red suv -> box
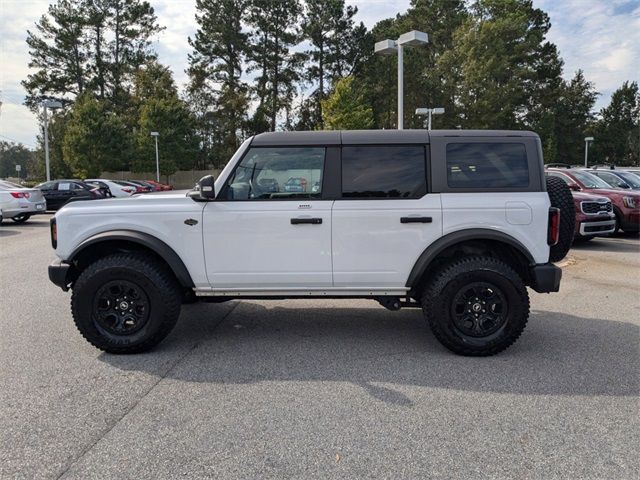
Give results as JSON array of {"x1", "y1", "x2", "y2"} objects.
[{"x1": 546, "y1": 167, "x2": 640, "y2": 233}]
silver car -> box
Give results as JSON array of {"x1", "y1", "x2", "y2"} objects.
[{"x1": 0, "y1": 180, "x2": 47, "y2": 224}]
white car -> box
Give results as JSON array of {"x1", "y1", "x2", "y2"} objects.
[
  {"x1": 0, "y1": 180, "x2": 47, "y2": 223},
  {"x1": 85, "y1": 179, "x2": 137, "y2": 197},
  {"x1": 49, "y1": 130, "x2": 574, "y2": 356}
]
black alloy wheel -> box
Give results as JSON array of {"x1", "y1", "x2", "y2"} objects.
[
  {"x1": 451, "y1": 282, "x2": 508, "y2": 338},
  {"x1": 93, "y1": 280, "x2": 150, "y2": 335}
]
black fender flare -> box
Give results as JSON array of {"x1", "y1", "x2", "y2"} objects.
[
  {"x1": 70, "y1": 230, "x2": 195, "y2": 288},
  {"x1": 405, "y1": 228, "x2": 536, "y2": 288}
]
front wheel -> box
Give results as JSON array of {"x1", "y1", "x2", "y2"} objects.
[
  {"x1": 11, "y1": 213, "x2": 32, "y2": 223},
  {"x1": 421, "y1": 256, "x2": 530, "y2": 356},
  {"x1": 71, "y1": 253, "x2": 182, "y2": 353}
]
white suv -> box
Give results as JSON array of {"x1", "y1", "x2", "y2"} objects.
[{"x1": 48, "y1": 130, "x2": 574, "y2": 356}]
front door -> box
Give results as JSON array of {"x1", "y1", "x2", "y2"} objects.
[{"x1": 202, "y1": 146, "x2": 333, "y2": 289}]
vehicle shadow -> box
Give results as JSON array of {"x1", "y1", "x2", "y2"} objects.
[
  {"x1": 572, "y1": 234, "x2": 640, "y2": 253},
  {"x1": 0, "y1": 228, "x2": 20, "y2": 237},
  {"x1": 99, "y1": 301, "x2": 639, "y2": 403}
]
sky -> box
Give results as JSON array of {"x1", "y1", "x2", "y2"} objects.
[{"x1": 0, "y1": 0, "x2": 639, "y2": 149}]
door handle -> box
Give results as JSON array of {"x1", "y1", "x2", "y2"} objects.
[
  {"x1": 400, "y1": 216, "x2": 432, "y2": 224},
  {"x1": 291, "y1": 217, "x2": 323, "y2": 225}
]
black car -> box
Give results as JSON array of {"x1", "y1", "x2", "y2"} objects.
[{"x1": 36, "y1": 180, "x2": 104, "y2": 210}]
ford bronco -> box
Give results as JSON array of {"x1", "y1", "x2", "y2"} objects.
[{"x1": 48, "y1": 130, "x2": 575, "y2": 356}]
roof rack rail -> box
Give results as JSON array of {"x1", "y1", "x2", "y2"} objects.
[
  {"x1": 590, "y1": 165, "x2": 616, "y2": 170},
  {"x1": 545, "y1": 163, "x2": 573, "y2": 169}
]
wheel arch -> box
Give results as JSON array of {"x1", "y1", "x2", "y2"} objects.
[
  {"x1": 68, "y1": 230, "x2": 195, "y2": 289},
  {"x1": 405, "y1": 229, "x2": 535, "y2": 290}
]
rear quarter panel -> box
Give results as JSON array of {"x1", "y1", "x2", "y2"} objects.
[{"x1": 440, "y1": 192, "x2": 550, "y2": 264}]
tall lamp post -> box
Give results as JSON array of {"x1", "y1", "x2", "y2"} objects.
[
  {"x1": 43, "y1": 99, "x2": 62, "y2": 181},
  {"x1": 584, "y1": 136, "x2": 594, "y2": 167},
  {"x1": 374, "y1": 30, "x2": 428, "y2": 130},
  {"x1": 415, "y1": 107, "x2": 445, "y2": 130},
  {"x1": 150, "y1": 131, "x2": 160, "y2": 182}
]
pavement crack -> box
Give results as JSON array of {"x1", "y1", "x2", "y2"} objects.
[{"x1": 55, "y1": 302, "x2": 240, "y2": 479}]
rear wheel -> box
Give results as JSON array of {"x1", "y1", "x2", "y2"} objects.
[
  {"x1": 11, "y1": 213, "x2": 32, "y2": 223},
  {"x1": 71, "y1": 253, "x2": 182, "y2": 353},
  {"x1": 421, "y1": 256, "x2": 530, "y2": 356},
  {"x1": 546, "y1": 177, "x2": 575, "y2": 262}
]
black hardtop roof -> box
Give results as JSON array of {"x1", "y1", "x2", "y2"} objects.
[{"x1": 250, "y1": 129, "x2": 538, "y2": 146}]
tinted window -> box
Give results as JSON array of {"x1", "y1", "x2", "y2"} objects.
[
  {"x1": 546, "y1": 172, "x2": 571, "y2": 185},
  {"x1": 446, "y1": 143, "x2": 529, "y2": 189},
  {"x1": 224, "y1": 147, "x2": 325, "y2": 200},
  {"x1": 341, "y1": 146, "x2": 426, "y2": 198}
]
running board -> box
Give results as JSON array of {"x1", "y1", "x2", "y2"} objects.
[{"x1": 194, "y1": 287, "x2": 410, "y2": 297}]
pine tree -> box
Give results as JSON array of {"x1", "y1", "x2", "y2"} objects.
[
  {"x1": 22, "y1": 0, "x2": 162, "y2": 110},
  {"x1": 187, "y1": 0, "x2": 251, "y2": 162},
  {"x1": 300, "y1": 0, "x2": 364, "y2": 128},
  {"x1": 590, "y1": 81, "x2": 640, "y2": 166},
  {"x1": 551, "y1": 71, "x2": 598, "y2": 164},
  {"x1": 247, "y1": 0, "x2": 302, "y2": 132}
]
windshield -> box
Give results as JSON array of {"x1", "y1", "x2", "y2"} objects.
[
  {"x1": 617, "y1": 171, "x2": 640, "y2": 188},
  {"x1": 572, "y1": 171, "x2": 612, "y2": 189}
]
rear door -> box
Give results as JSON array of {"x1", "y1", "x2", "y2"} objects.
[{"x1": 331, "y1": 145, "x2": 442, "y2": 288}]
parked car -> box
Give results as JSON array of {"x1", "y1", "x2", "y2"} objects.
[
  {"x1": 85, "y1": 179, "x2": 136, "y2": 197},
  {"x1": 125, "y1": 180, "x2": 154, "y2": 193},
  {"x1": 50, "y1": 129, "x2": 572, "y2": 356},
  {"x1": 257, "y1": 178, "x2": 279, "y2": 193},
  {"x1": 587, "y1": 168, "x2": 640, "y2": 191},
  {"x1": 36, "y1": 180, "x2": 104, "y2": 211},
  {"x1": 145, "y1": 180, "x2": 173, "y2": 191},
  {"x1": 283, "y1": 177, "x2": 308, "y2": 192},
  {"x1": 546, "y1": 167, "x2": 640, "y2": 232},
  {"x1": 571, "y1": 191, "x2": 616, "y2": 241},
  {"x1": 0, "y1": 179, "x2": 47, "y2": 223}
]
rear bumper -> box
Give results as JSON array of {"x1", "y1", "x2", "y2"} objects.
[
  {"x1": 3, "y1": 201, "x2": 47, "y2": 217},
  {"x1": 48, "y1": 259, "x2": 71, "y2": 291},
  {"x1": 529, "y1": 263, "x2": 562, "y2": 293}
]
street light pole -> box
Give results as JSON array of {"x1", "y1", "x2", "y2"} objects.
[
  {"x1": 415, "y1": 107, "x2": 445, "y2": 130},
  {"x1": 150, "y1": 132, "x2": 160, "y2": 182},
  {"x1": 584, "y1": 136, "x2": 594, "y2": 167},
  {"x1": 42, "y1": 100, "x2": 62, "y2": 182},
  {"x1": 375, "y1": 31, "x2": 428, "y2": 130},
  {"x1": 43, "y1": 105, "x2": 50, "y2": 182}
]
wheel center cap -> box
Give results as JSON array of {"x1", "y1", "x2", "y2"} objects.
[
  {"x1": 472, "y1": 303, "x2": 482, "y2": 312},
  {"x1": 119, "y1": 301, "x2": 129, "y2": 310}
]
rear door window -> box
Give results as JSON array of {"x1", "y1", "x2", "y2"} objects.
[
  {"x1": 446, "y1": 143, "x2": 529, "y2": 189},
  {"x1": 341, "y1": 146, "x2": 426, "y2": 198}
]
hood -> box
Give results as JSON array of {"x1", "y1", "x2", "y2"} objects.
[
  {"x1": 571, "y1": 191, "x2": 610, "y2": 202},
  {"x1": 57, "y1": 190, "x2": 193, "y2": 213}
]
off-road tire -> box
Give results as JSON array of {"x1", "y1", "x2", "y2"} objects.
[
  {"x1": 546, "y1": 176, "x2": 575, "y2": 262},
  {"x1": 421, "y1": 256, "x2": 530, "y2": 356},
  {"x1": 71, "y1": 253, "x2": 182, "y2": 353},
  {"x1": 11, "y1": 213, "x2": 32, "y2": 223}
]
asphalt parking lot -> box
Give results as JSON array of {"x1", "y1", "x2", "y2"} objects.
[{"x1": 1, "y1": 214, "x2": 639, "y2": 479}]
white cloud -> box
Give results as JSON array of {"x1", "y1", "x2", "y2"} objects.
[
  {"x1": 536, "y1": 0, "x2": 640, "y2": 109},
  {"x1": 0, "y1": 0, "x2": 637, "y2": 149}
]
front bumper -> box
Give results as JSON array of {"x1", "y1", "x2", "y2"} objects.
[
  {"x1": 530, "y1": 263, "x2": 562, "y2": 293},
  {"x1": 578, "y1": 218, "x2": 616, "y2": 236},
  {"x1": 48, "y1": 259, "x2": 72, "y2": 291}
]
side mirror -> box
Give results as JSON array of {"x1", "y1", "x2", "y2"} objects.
[
  {"x1": 568, "y1": 184, "x2": 580, "y2": 191},
  {"x1": 189, "y1": 175, "x2": 216, "y2": 201}
]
